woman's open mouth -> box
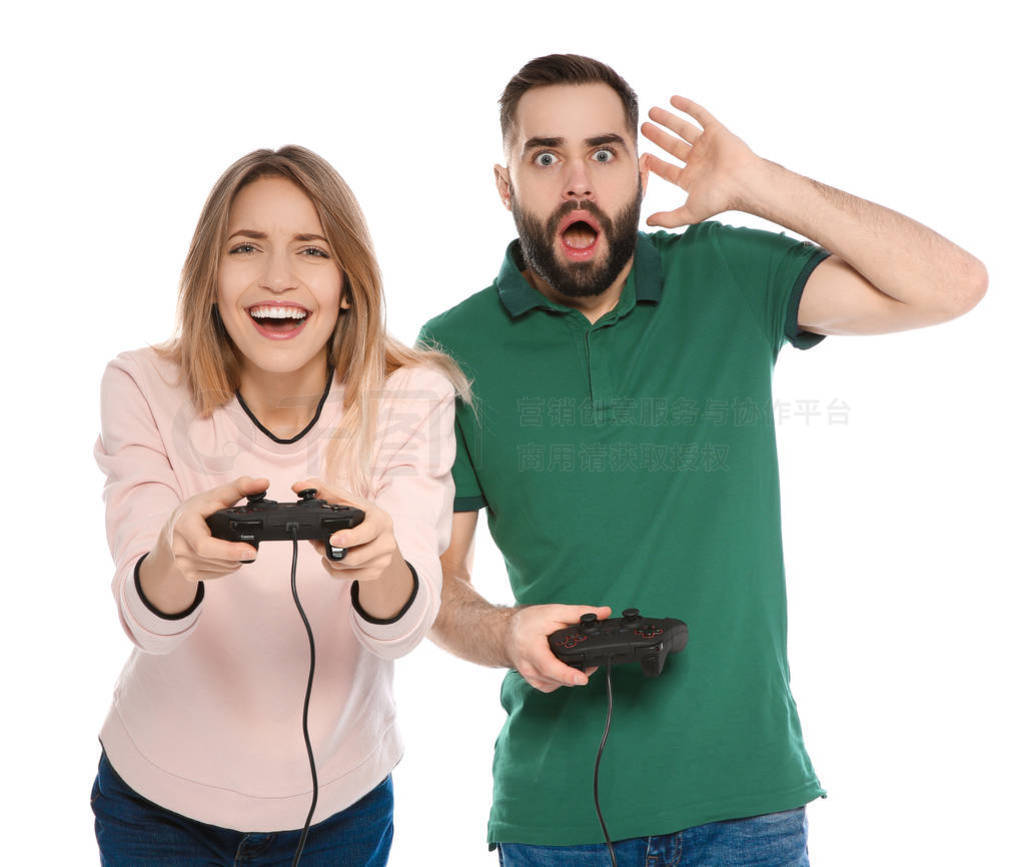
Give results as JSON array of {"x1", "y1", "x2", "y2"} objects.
[{"x1": 246, "y1": 303, "x2": 311, "y2": 340}]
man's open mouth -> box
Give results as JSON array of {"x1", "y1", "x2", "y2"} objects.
[{"x1": 558, "y1": 212, "x2": 601, "y2": 259}]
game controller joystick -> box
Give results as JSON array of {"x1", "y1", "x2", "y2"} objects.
[
  {"x1": 206, "y1": 488, "x2": 365, "y2": 562},
  {"x1": 548, "y1": 608, "x2": 688, "y2": 677}
]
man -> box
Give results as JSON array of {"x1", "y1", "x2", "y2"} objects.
[{"x1": 418, "y1": 54, "x2": 985, "y2": 865}]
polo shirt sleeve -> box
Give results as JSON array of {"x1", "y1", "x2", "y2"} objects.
[
  {"x1": 453, "y1": 408, "x2": 487, "y2": 512},
  {"x1": 709, "y1": 222, "x2": 830, "y2": 355}
]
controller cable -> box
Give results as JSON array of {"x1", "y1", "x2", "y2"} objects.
[
  {"x1": 288, "y1": 527, "x2": 318, "y2": 867},
  {"x1": 594, "y1": 663, "x2": 617, "y2": 867}
]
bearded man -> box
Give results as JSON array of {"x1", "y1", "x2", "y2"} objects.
[{"x1": 418, "y1": 54, "x2": 986, "y2": 866}]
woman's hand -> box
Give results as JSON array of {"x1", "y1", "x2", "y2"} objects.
[
  {"x1": 141, "y1": 476, "x2": 268, "y2": 614},
  {"x1": 291, "y1": 478, "x2": 400, "y2": 582}
]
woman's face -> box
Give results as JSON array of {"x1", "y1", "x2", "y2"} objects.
[{"x1": 217, "y1": 175, "x2": 345, "y2": 378}]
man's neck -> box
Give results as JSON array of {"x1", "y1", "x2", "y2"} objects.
[{"x1": 523, "y1": 255, "x2": 635, "y2": 325}]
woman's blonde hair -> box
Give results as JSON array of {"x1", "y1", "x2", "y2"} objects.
[{"x1": 156, "y1": 145, "x2": 471, "y2": 496}]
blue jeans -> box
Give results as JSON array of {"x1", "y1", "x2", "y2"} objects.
[
  {"x1": 497, "y1": 807, "x2": 810, "y2": 866},
  {"x1": 91, "y1": 750, "x2": 393, "y2": 866}
]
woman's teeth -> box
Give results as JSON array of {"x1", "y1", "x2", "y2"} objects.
[{"x1": 248, "y1": 306, "x2": 309, "y2": 321}]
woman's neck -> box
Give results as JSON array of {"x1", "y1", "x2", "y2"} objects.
[{"x1": 236, "y1": 353, "x2": 332, "y2": 440}]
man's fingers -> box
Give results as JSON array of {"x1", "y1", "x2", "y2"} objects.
[
  {"x1": 522, "y1": 658, "x2": 587, "y2": 690},
  {"x1": 669, "y1": 95, "x2": 716, "y2": 128},
  {"x1": 646, "y1": 205, "x2": 697, "y2": 229},
  {"x1": 641, "y1": 153, "x2": 687, "y2": 187},
  {"x1": 534, "y1": 649, "x2": 590, "y2": 687},
  {"x1": 640, "y1": 121, "x2": 692, "y2": 163},
  {"x1": 557, "y1": 605, "x2": 613, "y2": 626},
  {"x1": 647, "y1": 106, "x2": 702, "y2": 144}
]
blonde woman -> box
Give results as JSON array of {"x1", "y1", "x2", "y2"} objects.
[{"x1": 91, "y1": 146, "x2": 468, "y2": 865}]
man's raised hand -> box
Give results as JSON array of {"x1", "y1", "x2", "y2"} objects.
[{"x1": 641, "y1": 96, "x2": 763, "y2": 228}]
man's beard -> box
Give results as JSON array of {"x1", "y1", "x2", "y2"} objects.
[{"x1": 510, "y1": 183, "x2": 642, "y2": 298}]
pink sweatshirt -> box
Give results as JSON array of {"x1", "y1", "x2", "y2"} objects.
[{"x1": 93, "y1": 347, "x2": 455, "y2": 831}]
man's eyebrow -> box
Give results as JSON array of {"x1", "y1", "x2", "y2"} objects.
[
  {"x1": 523, "y1": 136, "x2": 564, "y2": 151},
  {"x1": 586, "y1": 133, "x2": 627, "y2": 148},
  {"x1": 521, "y1": 133, "x2": 628, "y2": 153}
]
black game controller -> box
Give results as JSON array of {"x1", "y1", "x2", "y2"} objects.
[
  {"x1": 548, "y1": 609, "x2": 688, "y2": 677},
  {"x1": 206, "y1": 488, "x2": 365, "y2": 562}
]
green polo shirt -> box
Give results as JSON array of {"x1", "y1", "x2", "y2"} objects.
[{"x1": 419, "y1": 221, "x2": 830, "y2": 846}]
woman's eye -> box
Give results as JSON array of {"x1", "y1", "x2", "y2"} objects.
[
  {"x1": 592, "y1": 148, "x2": 614, "y2": 163},
  {"x1": 229, "y1": 243, "x2": 256, "y2": 254},
  {"x1": 302, "y1": 247, "x2": 330, "y2": 258},
  {"x1": 534, "y1": 152, "x2": 557, "y2": 167}
]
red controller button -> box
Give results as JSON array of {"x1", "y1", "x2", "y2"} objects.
[{"x1": 634, "y1": 627, "x2": 664, "y2": 639}]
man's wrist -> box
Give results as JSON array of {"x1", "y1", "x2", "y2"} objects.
[{"x1": 733, "y1": 156, "x2": 789, "y2": 219}]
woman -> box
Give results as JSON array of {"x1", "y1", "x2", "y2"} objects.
[{"x1": 91, "y1": 146, "x2": 468, "y2": 865}]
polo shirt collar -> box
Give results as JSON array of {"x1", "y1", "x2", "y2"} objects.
[{"x1": 496, "y1": 232, "x2": 663, "y2": 319}]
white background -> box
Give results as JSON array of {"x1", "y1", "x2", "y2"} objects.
[{"x1": 2, "y1": 1, "x2": 1021, "y2": 864}]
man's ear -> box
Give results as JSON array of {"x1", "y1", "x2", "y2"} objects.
[
  {"x1": 494, "y1": 164, "x2": 512, "y2": 211},
  {"x1": 639, "y1": 152, "x2": 650, "y2": 198}
]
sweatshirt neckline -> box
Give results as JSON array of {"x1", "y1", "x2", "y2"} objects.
[{"x1": 233, "y1": 366, "x2": 338, "y2": 447}]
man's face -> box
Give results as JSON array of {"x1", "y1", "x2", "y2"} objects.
[{"x1": 498, "y1": 82, "x2": 645, "y2": 297}]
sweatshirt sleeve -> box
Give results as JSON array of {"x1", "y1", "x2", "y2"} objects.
[
  {"x1": 349, "y1": 367, "x2": 456, "y2": 659},
  {"x1": 93, "y1": 355, "x2": 202, "y2": 654}
]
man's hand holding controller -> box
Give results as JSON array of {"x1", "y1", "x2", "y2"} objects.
[{"x1": 504, "y1": 604, "x2": 612, "y2": 692}]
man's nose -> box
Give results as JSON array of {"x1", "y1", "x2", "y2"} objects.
[{"x1": 563, "y1": 159, "x2": 593, "y2": 201}]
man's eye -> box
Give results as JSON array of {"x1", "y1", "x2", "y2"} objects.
[
  {"x1": 534, "y1": 152, "x2": 557, "y2": 167},
  {"x1": 592, "y1": 148, "x2": 614, "y2": 163}
]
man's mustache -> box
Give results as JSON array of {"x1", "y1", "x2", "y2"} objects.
[{"x1": 545, "y1": 199, "x2": 612, "y2": 238}]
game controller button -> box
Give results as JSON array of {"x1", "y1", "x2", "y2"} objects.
[
  {"x1": 298, "y1": 488, "x2": 318, "y2": 501},
  {"x1": 623, "y1": 608, "x2": 640, "y2": 621},
  {"x1": 246, "y1": 492, "x2": 267, "y2": 505}
]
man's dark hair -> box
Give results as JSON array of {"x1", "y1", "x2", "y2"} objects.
[{"x1": 499, "y1": 54, "x2": 639, "y2": 145}]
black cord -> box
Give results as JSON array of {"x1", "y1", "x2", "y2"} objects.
[
  {"x1": 290, "y1": 530, "x2": 318, "y2": 867},
  {"x1": 594, "y1": 663, "x2": 617, "y2": 867}
]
